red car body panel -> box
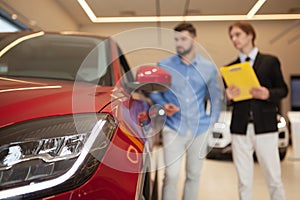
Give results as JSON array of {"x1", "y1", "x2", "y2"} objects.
[
  {"x1": 0, "y1": 77, "x2": 146, "y2": 199},
  {"x1": 44, "y1": 127, "x2": 143, "y2": 200},
  {"x1": 0, "y1": 77, "x2": 112, "y2": 128},
  {"x1": 0, "y1": 31, "x2": 155, "y2": 199}
]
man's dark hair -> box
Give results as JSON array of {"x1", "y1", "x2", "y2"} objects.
[
  {"x1": 174, "y1": 22, "x2": 197, "y2": 37},
  {"x1": 229, "y1": 21, "x2": 256, "y2": 45}
]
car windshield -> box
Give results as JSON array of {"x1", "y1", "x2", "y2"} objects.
[{"x1": 0, "y1": 32, "x2": 110, "y2": 83}]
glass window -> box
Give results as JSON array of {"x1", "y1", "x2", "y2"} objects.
[
  {"x1": 0, "y1": 16, "x2": 20, "y2": 32},
  {"x1": 0, "y1": 33, "x2": 113, "y2": 86},
  {"x1": 0, "y1": 8, "x2": 28, "y2": 32}
]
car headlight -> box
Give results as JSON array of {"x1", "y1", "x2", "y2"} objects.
[
  {"x1": 0, "y1": 113, "x2": 117, "y2": 199},
  {"x1": 213, "y1": 122, "x2": 226, "y2": 129}
]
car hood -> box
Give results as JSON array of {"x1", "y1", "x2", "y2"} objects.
[{"x1": 0, "y1": 77, "x2": 113, "y2": 128}]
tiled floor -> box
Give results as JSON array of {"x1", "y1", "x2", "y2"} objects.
[{"x1": 152, "y1": 145, "x2": 300, "y2": 200}]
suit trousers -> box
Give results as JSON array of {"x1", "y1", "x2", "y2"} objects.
[
  {"x1": 162, "y1": 126, "x2": 208, "y2": 200},
  {"x1": 231, "y1": 123, "x2": 285, "y2": 200}
]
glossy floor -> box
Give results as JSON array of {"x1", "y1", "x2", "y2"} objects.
[{"x1": 153, "y1": 145, "x2": 300, "y2": 200}]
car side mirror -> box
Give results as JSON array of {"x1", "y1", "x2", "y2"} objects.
[{"x1": 127, "y1": 65, "x2": 171, "y2": 93}]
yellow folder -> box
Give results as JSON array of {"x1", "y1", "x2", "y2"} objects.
[{"x1": 220, "y1": 62, "x2": 260, "y2": 101}]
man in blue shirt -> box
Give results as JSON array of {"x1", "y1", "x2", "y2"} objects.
[{"x1": 149, "y1": 22, "x2": 222, "y2": 200}]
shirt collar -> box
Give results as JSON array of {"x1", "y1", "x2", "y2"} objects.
[
  {"x1": 176, "y1": 54, "x2": 199, "y2": 67},
  {"x1": 239, "y1": 47, "x2": 258, "y2": 63}
]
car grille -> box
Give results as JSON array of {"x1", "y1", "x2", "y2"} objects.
[{"x1": 212, "y1": 132, "x2": 223, "y2": 139}]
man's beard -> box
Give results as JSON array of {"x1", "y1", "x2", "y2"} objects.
[{"x1": 176, "y1": 45, "x2": 193, "y2": 56}]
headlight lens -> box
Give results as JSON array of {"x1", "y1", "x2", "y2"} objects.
[
  {"x1": 1, "y1": 134, "x2": 85, "y2": 170},
  {"x1": 0, "y1": 113, "x2": 117, "y2": 199}
]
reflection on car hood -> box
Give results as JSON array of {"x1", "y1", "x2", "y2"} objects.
[{"x1": 0, "y1": 76, "x2": 113, "y2": 128}]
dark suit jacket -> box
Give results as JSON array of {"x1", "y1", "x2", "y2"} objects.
[{"x1": 226, "y1": 52, "x2": 288, "y2": 134}]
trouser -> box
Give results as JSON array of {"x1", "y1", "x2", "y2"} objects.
[
  {"x1": 231, "y1": 123, "x2": 285, "y2": 200},
  {"x1": 162, "y1": 126, "x2": 208, "y2": 200}
]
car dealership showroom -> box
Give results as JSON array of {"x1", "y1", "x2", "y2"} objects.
[{"x1": 0, "y1": 0, "x2": 300, "y2": 200}]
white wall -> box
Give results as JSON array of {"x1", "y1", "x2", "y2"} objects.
[
  {"x1": 2, "y1": 0, "x2": 78, "y2": 31},
  {"x1": 80, "y1": 21, "x2": 300, "y2": 117}
]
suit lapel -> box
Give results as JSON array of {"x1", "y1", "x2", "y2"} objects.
[
  {"x1": 253, "y1": 52, "x2": 262, "y2": 72},
  {"x1": 233, "y1": 57, "x2": 240, "y2": 65}
]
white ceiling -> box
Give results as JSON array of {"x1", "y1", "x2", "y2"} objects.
[
  {"x1": 54, "y1": 0, "x2": 300, "y2": 22},
  {"x1": 1, "y1": 0, "x2": 300, "y2": 29}
]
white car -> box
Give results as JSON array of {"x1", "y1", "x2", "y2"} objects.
[{"x1": 207, "y1": 110, "x2": 289, "y2": 161}]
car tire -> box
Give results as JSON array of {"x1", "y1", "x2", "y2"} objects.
[{"x1": 206, "y1": 151, "x2": 217, "y2": 160}]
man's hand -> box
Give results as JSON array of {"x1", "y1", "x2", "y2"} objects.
[
  {"x1": 250, "y1": 86, "x2": 269, "y2": 100},
  {"x1": 164, "y1": 103, "x2": 180, "y2": 116},
  {"x1": 226, "y1": 85, "x2": 241, "y2": 100}
]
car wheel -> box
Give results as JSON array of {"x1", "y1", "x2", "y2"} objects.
[{"x1": 206, "y1": 151, "x2": 217, "y2": 160}]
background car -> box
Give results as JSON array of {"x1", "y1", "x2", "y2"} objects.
[
  {"x1": 207, "y1": 109, "x2": 289, "y2": 161},
  {"x1": 0, "y1": 31, "x2": 170, "y2": 199}
]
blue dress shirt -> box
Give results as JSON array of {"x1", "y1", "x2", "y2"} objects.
[{"x1": 148, "y1": 54, "x2": 222, "y2": 136}]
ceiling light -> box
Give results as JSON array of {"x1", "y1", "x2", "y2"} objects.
[
  {"x1": 77, "y1": 0, "x2": 96, "y2": 21},
  {"x1": 77, "y1": 0, "x2": 300, "y2": 23},
  {"x1": 0, "y1": 32, "x2": 44, "y2": 58},
  {"x1": 11, "y1": 14, "x2": 18, "y2": 20},
  {"x1": 247, "y1": 0, "x2": 267, "y2": 19},
  {"x1": 86, "y1": 15, "x2": 300, "y2": 23}
]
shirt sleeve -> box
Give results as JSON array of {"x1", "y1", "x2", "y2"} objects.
[
  {"x1": 208, "y1": 68, "x2": 223, "y2": 124},
  {"x1": 147, "y1": 91, "x2": 168, "y2": 106}
]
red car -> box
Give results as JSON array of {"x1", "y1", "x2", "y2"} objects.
[{"x1": 0, "y1": 31, "x2": 170, "y2": 199}]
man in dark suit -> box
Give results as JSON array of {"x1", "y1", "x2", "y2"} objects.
[{"x1": 225, "y1": 22, "x2": 288, "y2": 200}]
